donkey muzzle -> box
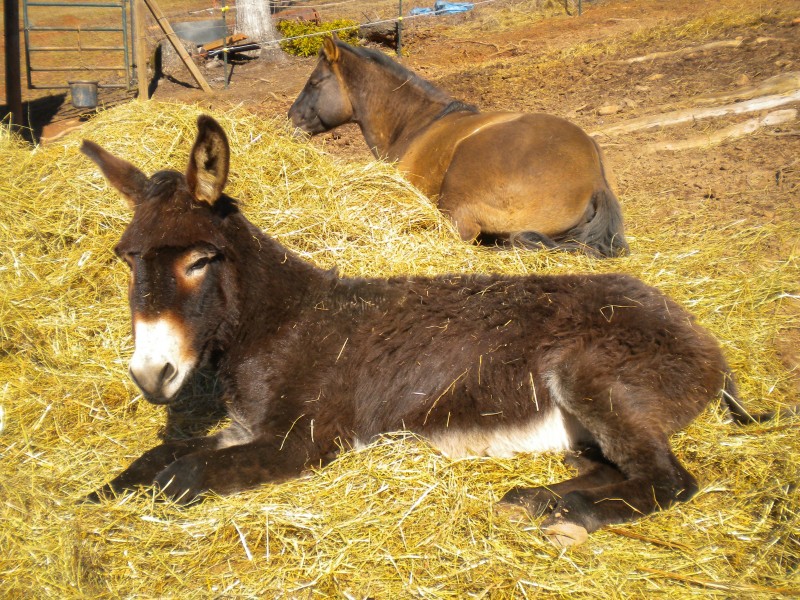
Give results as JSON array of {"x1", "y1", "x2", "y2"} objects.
[{"x1": 129, "y1": 316, "x2": 195, "y2": 404}]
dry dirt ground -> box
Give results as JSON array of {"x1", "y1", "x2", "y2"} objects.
[{"x1": 15, "y1": 0, "x2": 800, "y2": 378}]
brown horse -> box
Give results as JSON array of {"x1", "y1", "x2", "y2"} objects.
[
  {"x1": 289, "y1": 36, "x2": 628, "y2": 257},
  {"x1": 83, "y1": 116, "x2": 788, "y2": 547}
]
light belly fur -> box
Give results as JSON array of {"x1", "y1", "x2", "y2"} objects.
[{"x1": 354, "y1": 408, "x2": 571, "y2": 458}]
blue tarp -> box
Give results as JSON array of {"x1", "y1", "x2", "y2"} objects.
[{"x1": 410, "y1": 1, "x2": 474, "y2": 16}]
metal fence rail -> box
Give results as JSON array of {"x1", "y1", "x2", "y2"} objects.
[{"x1": 23, "y1": 0, "x2": 132, "y2": 90}]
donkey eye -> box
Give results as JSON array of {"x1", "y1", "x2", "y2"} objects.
[{"x1": 187, "y1": 256, "x2": 212, "y2": 274}]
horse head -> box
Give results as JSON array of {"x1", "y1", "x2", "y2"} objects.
[
  {"x1": 289, "y1": 35, "x2": 355, "y2": 134},
  {"x1": 82, "y1": 116, "x2": 239, "y2": 405}
]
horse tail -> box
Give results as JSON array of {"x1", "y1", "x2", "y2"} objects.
[
  {"x1": 508, "y1": 187, "x2": 629, "y2": 257},
  {"x1": 561, "y1": 136, "x2": 629, "y2": 258},
  {"x1": 570, "y1": 186, "x2": 629, "y2": 257},
  {"x1": 721, "y1": 366, "x2": 798, "y2": 425}
]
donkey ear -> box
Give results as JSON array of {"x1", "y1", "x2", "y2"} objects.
[
  {"x1": 81, "y1": 140, "x2": 149, "y2": 210},
  {"x1": 186, "y1": 115, "x2": 230, "y2": 205},
  {"x1": 321, "y1": 35, "x2": 340, "y2": 63}
]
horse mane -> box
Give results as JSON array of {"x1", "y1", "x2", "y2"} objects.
[
  {"x1": 435, "y1": 100, "x2": 479, "y2": 120},
  {"x1": 336, "y1": 40, "x2": 457, "y2": 104}
]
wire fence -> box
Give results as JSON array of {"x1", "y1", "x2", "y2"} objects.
[{"x1": 152, "y1": 0, "x2": 573, "y2": 61}]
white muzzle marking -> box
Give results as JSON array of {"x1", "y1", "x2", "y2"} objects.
[{"x1": 129, "y1": 315, "x2": 195, "y2": 401}]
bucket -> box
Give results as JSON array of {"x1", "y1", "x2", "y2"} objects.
[
  {"x1": 69, "y1": 81, "x2": 99, "y2": 109},
  {"x1": 172, "y1": 19, "x2": 227, "y2": 44}
]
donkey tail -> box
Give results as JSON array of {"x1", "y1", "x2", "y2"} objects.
[{"x1": 722, "y1": 368, "x2": 798, "y2": 425}]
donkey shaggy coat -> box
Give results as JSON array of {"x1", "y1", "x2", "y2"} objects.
[{"x1": 83, "y1": 116, "x2": 772, "y2": 547}]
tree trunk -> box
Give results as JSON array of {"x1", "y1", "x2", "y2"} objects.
[{"x1": 236, "y1": 0, "x2": 283, "y2": 61}]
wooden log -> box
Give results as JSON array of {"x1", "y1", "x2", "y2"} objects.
[
  {"x1": 592, "y1": 90, "x2": 800, "y2": 137},
  {"x1": 616, "y1": 39, "x2": 743, "y2": 64},
  {"x1": 695, "y1": 71, "x2": 800, "y2": 105},
  {"x1": 643, "y1": 109, "x2": 797, "y2": 153},
  {"x1": 202, "y1": 34, "x2": 247, "y2": 53},
  {"x1": 143, "y1": 0, "x2": 212, "y2": 93}
]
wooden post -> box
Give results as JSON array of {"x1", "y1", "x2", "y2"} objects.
[
  {"x1": 3, "y1": 0, "x2": 24, "y2": 129},
  {"x1": 221, "y1": 2, "x2": 229, "y2": 89},
  {"x1": 396, "y1": 0, "x2": 403, "y2": 56},
  {"x1": 133, "y1": 0, "x2": 149, "y2": 99},
  {"x1": 142, "y1": 0, "x2": 212, "y2": 93}
]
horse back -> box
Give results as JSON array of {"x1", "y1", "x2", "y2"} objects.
[
  {"x1": 398, "y1": 112, "x2": 611, "y2": 237},
  {"x1": 397, "y1": 112, "x2": 523, "y2": 197}
]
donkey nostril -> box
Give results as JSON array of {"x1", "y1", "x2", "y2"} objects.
[
  {"x1": 160, "y1": 362, "x2": 177, "y2": 385},
  {"x1": 129, "y1": 367, "x2": 143, "y2": 391}
]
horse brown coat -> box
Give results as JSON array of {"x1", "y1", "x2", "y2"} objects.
[{"x1": 289, "y1": 37, "x2": 628, "y2": 257}]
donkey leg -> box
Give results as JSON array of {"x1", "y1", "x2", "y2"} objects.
[
  {"x1": 540, "y1": 448, "x2": 697, "y2": 547},
  {"x1": 545, "y1": 427, "x2": 697, "y2": 543},
  {"x1": 86, "y1": 436, "x2": 218, "y2": 502},
  {"x1": 536, "y1": 375, "x2": 700, "y2": 546},
  {"x1": 153, "y1": 436, "x2": 314, "y2": 504},
  {"x1": 500, "y1": 446, "x2": 626, "y2": 516}
]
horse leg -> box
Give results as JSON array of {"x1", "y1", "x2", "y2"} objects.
[{"x1": 441, "y1": 202, "x2": 482, "y2": 242}]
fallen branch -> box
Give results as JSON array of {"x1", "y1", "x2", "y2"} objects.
[
  {"x1": 644, "y1": 109, "x2": 798, "y2": 152},
  {"x1": 457, "y1": 39, "x2": 501, "y2": 52},
  {"x1": 606, "y1": 527, "x2": 692, "y2": 552},
  {"x1": 695, "y1": 71, "x2": 800, "y2": 104},
  {"x1": 592, "y1": 89, "x2": 800, "y2": 136},
  {"x1": 766, "y1": 129, "x2": 800, "y2": 137},
  {"x1": 616, "y1": 39, "x2": 743, "y2": 64}
]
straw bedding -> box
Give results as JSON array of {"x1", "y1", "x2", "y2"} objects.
[{"x1": 1, "y1": 102, "x2": 797, "y2": 598}]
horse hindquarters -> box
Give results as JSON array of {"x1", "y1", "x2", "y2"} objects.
[{"x1": 437, "y1": 114, "x2": 627, "y2": 256}]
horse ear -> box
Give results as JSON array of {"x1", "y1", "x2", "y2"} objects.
[
  {"x1": 81, "y1": 140, "x2": 149, "y2": 210},
  {"x1": 186, "y1": 115, "x2": 230, "y2": 205},
  {"x1": 321, "y1": 35, "x2": 340, "y2": 63}
]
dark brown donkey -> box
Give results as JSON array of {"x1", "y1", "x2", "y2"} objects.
[
  {"x1": 84, "y1": 116, "x2": 779, "y2": 547},
  {"x1": 289, "y1": 36, "x2": 628, "y2": 258}
]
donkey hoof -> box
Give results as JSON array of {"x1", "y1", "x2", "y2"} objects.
[
  {"x1": 494, "y1": 500, "x2": 532, "y2": 524},
  {"x1": 83, "y1": 483, "x2": 116, "y2": 504},
  {"x1": 541, "y1": 520, "x2": 588, "y2": 548},
  {"x1": 500, "y1": 486, "x2": 558, "y2": 517}
]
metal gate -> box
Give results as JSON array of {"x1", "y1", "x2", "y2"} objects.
[{"x1": 22, "y1": 0, "x2": 132, "y2": 90}]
